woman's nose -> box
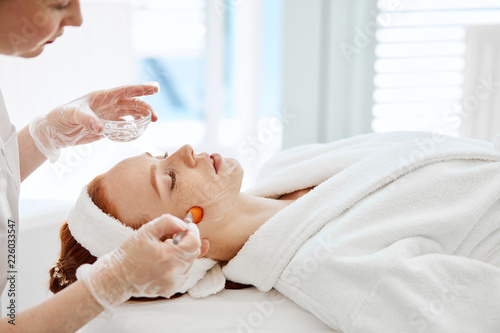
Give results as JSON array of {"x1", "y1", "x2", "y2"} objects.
[
  {"x1": 176, "y1": 144, "x2": 196, "y2": 167},
  {"x1": 62, "y1": 2, "x2": 83, "y2": 27}
]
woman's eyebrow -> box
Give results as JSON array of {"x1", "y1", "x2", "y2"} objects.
[{"x1": 150, "y1": 164, "x2": 160, "y2": 197}]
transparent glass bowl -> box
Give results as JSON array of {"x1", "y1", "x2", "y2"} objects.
[{"x1": 99, "y1": 108, "x2": 152, "y2": 142}]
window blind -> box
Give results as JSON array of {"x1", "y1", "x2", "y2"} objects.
[{"x1": 373, "y1": 0, "x2": 500, "y2": 135}]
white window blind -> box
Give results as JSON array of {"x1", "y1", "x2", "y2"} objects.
[{"x1": 373, "y1": 0, "x2": 500, "y2": 135}]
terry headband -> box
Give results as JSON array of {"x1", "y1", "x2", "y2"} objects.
[
  {"x1": 67, "y1": 184, "x2": 225, "y2": 298},
  {"x1": 67, "y1": 185, "x2": 134, "y2": 258}
]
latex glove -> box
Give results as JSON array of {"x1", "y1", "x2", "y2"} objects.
[
  {"x1": 76, "y1": 214, "x2": 201, "y2": 315},
  {"x1": 29, "y1": 83, "x2": 160, "y2": 162}
]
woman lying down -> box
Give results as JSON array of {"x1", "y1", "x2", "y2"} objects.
[{"x1": 50, "y1": 131, "x2": 500, "y2": 332}]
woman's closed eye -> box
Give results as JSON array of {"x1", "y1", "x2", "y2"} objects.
[
  {"x1": 167, "y1": 170, "x2": 176, "y2": 190},
  {"x1": 52, "y1": 0, "x2": 72, "y2": 11}
]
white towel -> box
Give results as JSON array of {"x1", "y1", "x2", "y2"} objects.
[
  {"x1": 67, "y1": 187, "x2": 225, "y2": 298},
  {"x1": 176, "y1": 258, "x2": 225, "y2": 298},
  {"x1": 218, "y1": 131, "x2": 500, "y2": 332}
]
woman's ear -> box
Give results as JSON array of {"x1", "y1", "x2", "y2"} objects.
[{"x1": 199, "y1": 239, "x2": 210, "y2": 258}]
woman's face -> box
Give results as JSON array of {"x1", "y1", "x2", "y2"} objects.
[
  {"x1": 102, "y1": 145, "x2": 244, "y2": 236},
  {"x1": 0, "y1": 0, "x2": 82, "y2": 57}
]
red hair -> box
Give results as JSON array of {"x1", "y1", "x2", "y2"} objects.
[{"x1": 49, "y1": 174, "x2": 116, "y2": 293}]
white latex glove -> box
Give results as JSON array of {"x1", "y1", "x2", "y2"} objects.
[
  {"x1": 76, "y1": 214, "x2": 201, "y2": 315},
  {"x1": 29, "y1": 83, "x2": 160, "y2": 162}
]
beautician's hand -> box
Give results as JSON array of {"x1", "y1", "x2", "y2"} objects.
[
  {"x1": 28, "y1": 83, "x2": 160, "y2": 162},
  {"x1": 76, "y1": 214, "x2": 201, "y2": 313}
]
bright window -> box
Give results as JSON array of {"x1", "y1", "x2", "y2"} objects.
[
  {"x1": 3, "y1": 0, "x2": 282, "y2": 201},
  {"x1": 373, "y1": 0, "x2": 500, "y2": 135}
]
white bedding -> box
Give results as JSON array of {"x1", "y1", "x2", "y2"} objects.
[{"x1": 78, "y1": 288, "x2": 335, "y2": 333}]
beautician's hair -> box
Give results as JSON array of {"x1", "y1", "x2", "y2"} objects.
[{"x1": 49, "y1": 174, "x2": 116, "y2": 294}]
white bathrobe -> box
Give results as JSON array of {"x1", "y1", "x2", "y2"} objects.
[{"x1": 220, "y1": 131, "x2": 500, "y2": 333}]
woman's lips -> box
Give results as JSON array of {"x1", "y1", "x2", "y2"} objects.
[
  {"x1": 45, "y1": 33, "x2": 62, "y2": 44},
  {"x1": 210, "y1": 153, "x2": 222, "y2": 174}
]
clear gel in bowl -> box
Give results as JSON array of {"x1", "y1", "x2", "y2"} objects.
[{"x1": 99, "y1": 108, "x2": 152, "y2": 142}]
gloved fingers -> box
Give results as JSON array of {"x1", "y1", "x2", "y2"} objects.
[
  {"x1": 164, "y1": 242, "x2": 201, "y2": 263},
  {"x1": 75, "y1": 104, "x2": 104, "y2": 134},
  {"x1": 156, "y1": 288, "x2": 180, "y2": 300},
  {"x1": 114, "y1": 98, "x2": 158, "y2": 122},
  {"x1": 105, "y1": 82, "x2": 160, "y2": 101},
  {"x1": 164, "y1": 250, "x2": 198, "y2": 273},
  {"x1": 87, "y1": 83, "x2": 158, "y2": 112},
  {"x1": 74, "y1": 132, "x2": 104, "y2": 146},
  {"x1": 155, "y1": 269, "x2": 192, "y2": 298},
  {"x1": 139, "y1": 214, "x2": 189, "y2": 242},
  {"x1": 176, "y1": 256, "x2": 196, "y2": 275},
  {"x1": 128, "y1": 256, "x2": 191, "y2": 298},
  {"x1": 172, "y1": 223, "x2": 201, "y2": 254}
]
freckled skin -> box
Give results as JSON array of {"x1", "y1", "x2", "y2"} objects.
[
  {"x1": 101, "y1": 145, "x2": 294, "y2": 261},
  {"x1": 103, "y1": 144, "x2": 243, "y2": 235}
]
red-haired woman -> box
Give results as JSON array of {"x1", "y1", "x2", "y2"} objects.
[
  {"x1": 58, "y1": 137, "x2": 500, "y2": 332},
  {"x1": 0, "y1": 1, "x2": 201, "y2": 331}
]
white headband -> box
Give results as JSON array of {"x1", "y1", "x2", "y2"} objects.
[
  {"x1": 67, "y1": 185, "x2": 226, "y2": 298},
  {"x1": 67, "y1": 185, "x2": 134, "y2": 258}
]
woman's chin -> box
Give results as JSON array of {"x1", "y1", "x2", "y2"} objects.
[
  {"x1": 18, "y1": 46, "x2": 45, "y2": 58},
  {"x1": 224, "y1": 158, "x2": 243, "y2": 175}
]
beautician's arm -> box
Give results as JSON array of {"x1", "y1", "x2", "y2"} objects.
[
  {"x1": 17, "y1": 84, "x2": 160, "y2": 182},
  {"x1": 0, "y1": 215, "x2": 199, "y2": 332},
  {"x1": 18, "y1": 125, "x2": 47, "y2": 182},
  {"x1": 0, "y1": 280, "x2": 103, "y2": 333}
]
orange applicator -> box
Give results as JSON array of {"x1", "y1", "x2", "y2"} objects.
[
  {"x1": 173, "y1": 207, "x2": 204, "y2": 245},
  {"x1": 189, "y1": 206, "x2": 204, "y2": 224}
]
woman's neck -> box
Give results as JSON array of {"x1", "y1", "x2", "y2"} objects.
[{"x1": 207, "y1": 193, "x2": 293, "y2": 261}]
